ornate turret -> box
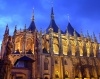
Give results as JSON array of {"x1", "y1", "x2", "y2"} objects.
[
  {"x1": 3, "y1": 24, "x2": 9, "y2": 42},
  {"x1": 4, "y1": 24, "x2": 9, "y2": 35},
  {"x1": 46, "y1": 7, "x2": 63, "y2": 33},
  {"x1": 14, "y1": 25, "x2": 17, "y2": 34},
  {"x1": 28, "y1": 9, "x2": 37, "y2": 32}
]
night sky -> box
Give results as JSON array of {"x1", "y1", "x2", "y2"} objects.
[{"x1": 0, "y1": 0, "x2": 100, "y2": 47}]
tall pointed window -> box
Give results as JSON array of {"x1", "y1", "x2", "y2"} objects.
[
  {"x1": 65, "y1": 71, "x2": 68, "y2": 78},
  {"x1": 64, "y1": 60, "x2": 67, "y2": 65},
  {"x1": 55, "y1": 71, "x2": 59, "y2": 78},
  {"x1": 44, "y1": 58, "x2": 49, "y2": 70}
]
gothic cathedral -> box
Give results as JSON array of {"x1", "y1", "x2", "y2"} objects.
[{"x1": 1, "y1": 7, "x2": 100, "y2": 79}]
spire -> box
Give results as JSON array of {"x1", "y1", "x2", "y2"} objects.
[
  {"x1": 5, "y1": 24, "x2": 9, "y2": 34},
  {"x1": 32, "y1": 8, "x2": 34, "y2": 21},
  {"x1": 51, "y1": 7, "x2": 54, "y2": 19},
  {"x1": 28, "y1": 8, "x2": 36, "y2": 32},
  {"x1": 14, "y1": 25, "x2": 17, "y2": 33},
  {"x1": 46, "y1": 7, "x2": 63, "y2": 33},
  {"x1": 80, "y1": 29, "x2": 84, "y2": 39},
  {"x1": 24, "y1": 24, "x2": 26, "y2": 30}
]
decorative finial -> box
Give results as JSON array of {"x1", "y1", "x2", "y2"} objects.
[
  {"x1": 5, "y1": 24, "x2": 9, "y2": 34},
  {"x1": 24, "y1": 24, "x2": 26, "y2": 30},
  {"x1": 67, "y1": 14, "x2": 70, "y2": 22},
  {"x1": 32, "y1": 8, "x2": 34, "y2": 21},
  {"x1": 87, "y1": 30, "x2": 89, "y2": 37},
  {"x1": 80, "y1": 29, "x2": 83, "y2": 37},
  {"x1": 51, "y1": 7, "x2": 54, "y2": 19},
  {"x1": 93, "y1": 32, "x2": 95, "y2": 37},
  {"x1": 74, "y1": 29, "x2": 76, "y2": 35},
  {"x1": 93, "y1": 32, "x2": 97, "y2": 42},
  {"x1": 14, "y1": 25, "x2": 17, "y2": 33},
  {"x1": 58, "y1": 26, "x2": 61, "y2": 33}
]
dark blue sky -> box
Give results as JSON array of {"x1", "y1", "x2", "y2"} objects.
[{"x1": 0, "y1": 0, "x2": 100, "y2": 46}]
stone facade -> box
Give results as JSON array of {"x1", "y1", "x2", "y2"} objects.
[{"x1": 1, "y1": 8, "x2": 100, "y2": 79}]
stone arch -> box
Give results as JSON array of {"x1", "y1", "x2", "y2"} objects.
[
  {"x1": 90, "y1": 66, "x2": 97, "y2": 78},
  {"x1": 75, "y1": 64, "x2": 82, "y2": 78},
  {"x1": 44, "y1": 77, "x2": 48, "y2": 79},
  {"x1": 82, "y1": 68, "x2": 90, "y2": 78}
]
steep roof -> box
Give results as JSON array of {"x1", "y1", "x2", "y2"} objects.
[
  {"x1": 46, "y1": 7, "x2": 63, "y2": 33},
  {"x1": 28, "y1": 20, "x2": 36, "y2": 31},
  {"x1": 65, "y1": 22, "x2": 80, "y2": 37}
]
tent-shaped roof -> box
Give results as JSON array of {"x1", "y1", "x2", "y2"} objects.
[
  {"x1": 65, "y1": 22, "x2": 80, "y2": 37},
  {"x1": 28, "y1": 21, "x2": 36, "y2": 31},
  {"x1": 18, "y1": 56, "x2": 34, "y2": 61}
]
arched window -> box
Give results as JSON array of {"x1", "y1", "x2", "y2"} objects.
[
  {"x1": 26, "y1": 38, "x2": 33, "y2": 51},
  {"x1": 44, "y1": 77, "x2": 48, "y2": 79},
  {"x1": 55, "y1": 71, "x2": 59, "y2": 78},
  {"x1": 15, "y1": 37, "x2": 20, "y2": 51},
  {"x1": 65, "y1": 71, "x2": 68, "y2": 78},
  {"x1": 44, "y1": 58, "x2": 49, "y2": 70},
  {"x1": 55, "y1": 59, "x2": 58, "y2": 64},
  {"x1": 20, "y1": 37, "x2": 23, "y2": 52},
  {"x1": 64, "y1": 60, "x2": 67, "y2": 65}
]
